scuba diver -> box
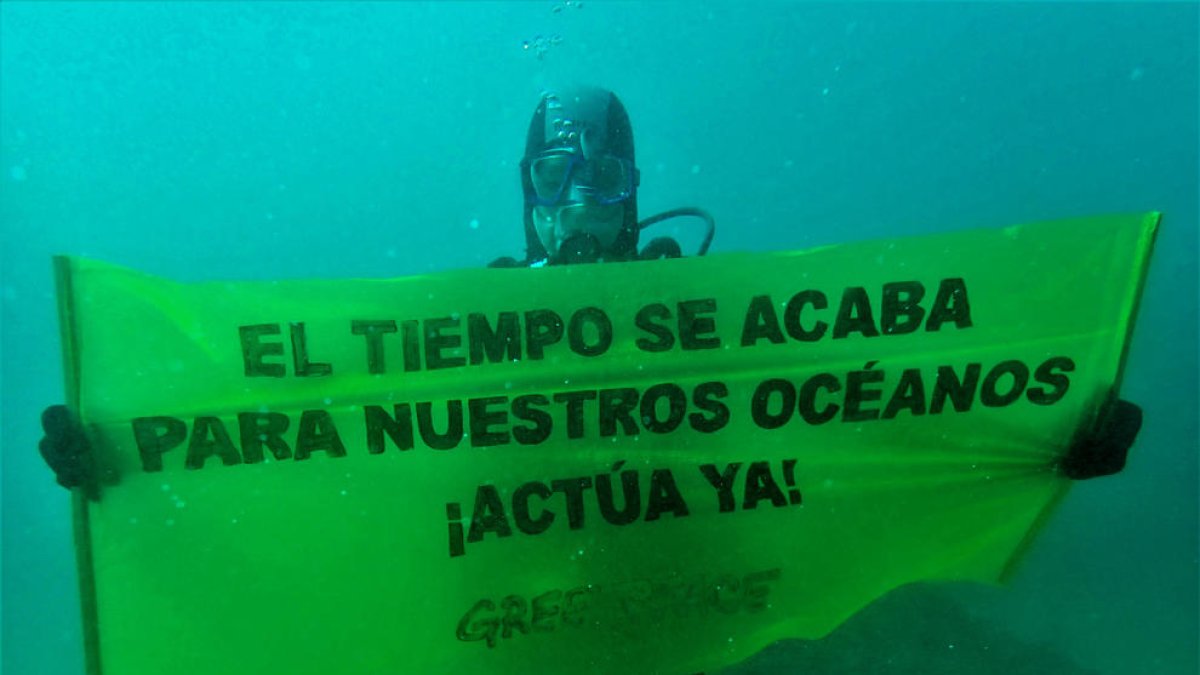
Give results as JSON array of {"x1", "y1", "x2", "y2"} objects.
[
  {"x1": 489, "y1": 85, "x2": 714, "y2": 267},
  {"x1": 39, "y1": 85, "x2": 1139, "y2": 494}
]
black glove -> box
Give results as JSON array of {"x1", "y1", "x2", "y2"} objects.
[
  {"x1": 39, "y1": 404, "x2": 96, "y2": 493},
  {"x1": 1060, "y1": 398, "x2": 1142, "y2": 480}
]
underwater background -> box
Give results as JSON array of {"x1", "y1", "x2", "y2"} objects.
[{"x1": 1, "y1": 2, "x2": 1196, "y2": 674}]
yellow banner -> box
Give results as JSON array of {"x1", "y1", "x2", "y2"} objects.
[{"x1": 58, "y1": 213, "x2": 1158, "y2": 675}]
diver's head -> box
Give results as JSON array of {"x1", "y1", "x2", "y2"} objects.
[{"x1": 521, "y1": 86, "x2": 640, "y2": 264}]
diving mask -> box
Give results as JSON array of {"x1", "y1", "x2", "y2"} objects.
[{"x1": 524, "y1": 151, "x2": 638, "y2": 207}]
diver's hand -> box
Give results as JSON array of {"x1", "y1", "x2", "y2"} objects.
[
  {"x1": 1061, "y1": 398, "x2": 1142, "y2": 480},
  {"x1": 39, "y1": 404, "x2": 96, "y2": 492}
]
